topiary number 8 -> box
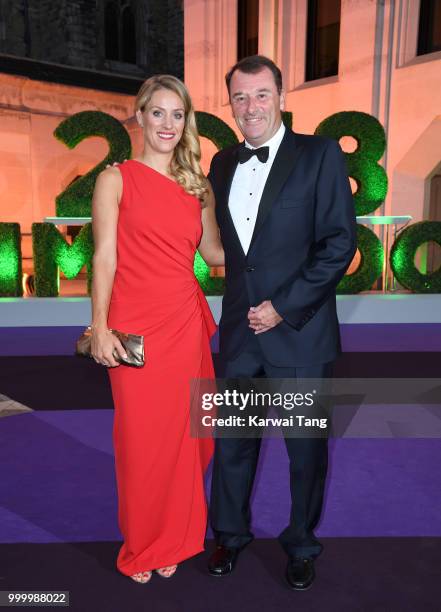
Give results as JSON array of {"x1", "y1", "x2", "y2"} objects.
[{"x1": 315, "y1": 111, "x2": 388, "y2": 216}]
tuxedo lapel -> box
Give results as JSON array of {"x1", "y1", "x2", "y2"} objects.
[
  {"x1": 217, "y1": 145, "x2": 246, "y2": 259},
  {"x1": 248, "y1": 130, "x2": 304, "y2": 252}
]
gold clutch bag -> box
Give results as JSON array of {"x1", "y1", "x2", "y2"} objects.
[{"x1": 75, "y1": 326, "x2": 145, "y2": 367}]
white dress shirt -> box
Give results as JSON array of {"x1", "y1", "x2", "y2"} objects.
[{"x1": 228, "y1": 122, "x2": 286, "y2": 254}]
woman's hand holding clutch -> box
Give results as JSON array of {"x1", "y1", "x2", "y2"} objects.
[{"x1": 91, "y1": 326, "x2": 127, "y2": 367}]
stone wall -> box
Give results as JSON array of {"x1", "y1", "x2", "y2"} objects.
[{"x1": 0, "y1": 0, "x2": 184, "y2": 79}]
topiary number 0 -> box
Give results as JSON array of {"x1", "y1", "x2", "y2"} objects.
[{"x1": 390, "y1": 221, "x2": 441, "y2": 293}]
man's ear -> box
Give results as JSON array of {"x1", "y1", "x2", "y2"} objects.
[
  {"x1": 136, "y1": 110, "x2": 144, "y2": 127},
  {"x1": 279, "y1": 89, "x2": 286, "y2": 112}
]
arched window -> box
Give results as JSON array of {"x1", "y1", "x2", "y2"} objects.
[
  {"x1": 104, "y1": 0, "x2": 137, "y2": 64},
  {"x1": 417, "y1": 0, "x2": 441, "y2": 56},
  {"x1": 104, "y1": 2, "x2": 119, "y2": 61},
  {"x1": 306, "y1": 0, "x2": 341, "y2": 81},
  {"x1": 237, "y1": 0, "x2": 259, "y2": 60},
  {"x1": 122, "y1": 5, "x2": 137, "y2": 64}
]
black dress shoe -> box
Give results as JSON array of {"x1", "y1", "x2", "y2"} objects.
[
  {"x1": 285, "y1": 558, "x2": 315, "y2": 590},
  {"x1": 207, "y1": 545, "x2": 240, "y2": 576}
]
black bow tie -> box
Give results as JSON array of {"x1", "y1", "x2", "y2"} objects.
[{"x1": 238, "y1": 145, "x2": 270, "y2": 164}]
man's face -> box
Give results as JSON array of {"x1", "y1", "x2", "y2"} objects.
[{"x1": 229, "y1": 66, "x2": 285, "y2": 147}]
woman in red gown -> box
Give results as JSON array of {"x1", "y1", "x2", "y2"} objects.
[{"x1": 90, "y1": 75, "x2": 223, "y2": 583}]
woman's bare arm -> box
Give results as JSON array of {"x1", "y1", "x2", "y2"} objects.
[
  {"x1": 90, "y1": 167, "x2": 126, "y2": 367},
  {"x1": 198, "y1": 181, "x2": 225, "y2": 267}
]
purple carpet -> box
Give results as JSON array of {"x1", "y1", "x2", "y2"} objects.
[
  {"x1": 3, "y1": 538, "x2": 440, "y2": 612},
  {"x1": 1, "y1": 327, "x2": 440, "y2": 609},
  {"x1": 1, "y1": 409, "x2": 440, "y2": 544},
  {"x1": 1, "y1": 323, "x2": 441, "y2": 355}
]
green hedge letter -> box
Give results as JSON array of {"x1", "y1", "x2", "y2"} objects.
[
  {"x1": 54, "y1": 111, "x2": 131, "y2": 217},
  {"x1": 32, "y1": 223, "x2": 94, "y2": 297},
  {"x1": 315, "y1": 111, "x2": 388, "y2": 216},
  {"x1": 337, "y1": 224, "x2": 384, "y2": 293},
  {"x1": 0, "y1": 223, "x2": 23, "y2": 297},
  {"x1": 390, "y1": 221, "x2": 441, "y2": 293}
]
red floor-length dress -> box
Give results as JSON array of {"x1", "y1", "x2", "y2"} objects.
[{"x1": 107, "y1": 160, "x2": 216, "y2": 575}]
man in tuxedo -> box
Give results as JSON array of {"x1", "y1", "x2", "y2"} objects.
[{"x1": 206, "y1": 55, "x2": 357, "y2": 590}]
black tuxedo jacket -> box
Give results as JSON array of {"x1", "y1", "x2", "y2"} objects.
[{"x1": 208, "y1": 128, "x2": 357, "y2": 367}]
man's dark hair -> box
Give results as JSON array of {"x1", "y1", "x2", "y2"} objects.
[{"x1": 225, "y1": 55, "x2": 283, "y2": 95}]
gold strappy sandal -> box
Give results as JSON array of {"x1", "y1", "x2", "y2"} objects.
[
  {"x1": 130, "y1": 570, "x2": 152, "y2": 584},
  {"x1": 156, "y1": 565, "x2": 178, "y2": 578}
]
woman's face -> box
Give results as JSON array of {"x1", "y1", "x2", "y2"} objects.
[{"x1": 137, "y1": 88, "x2": 186, "y2": 155}]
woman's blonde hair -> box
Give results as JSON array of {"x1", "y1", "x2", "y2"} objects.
[{"x1": 135, "y1": 75, "x2": 208, "y2": 203}]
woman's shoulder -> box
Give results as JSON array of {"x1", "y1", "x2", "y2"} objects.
[
  {"x1": 94, "y1": 166, "x2": 124, "y2": 202},
  {"x1": 97, "y1": 165, "x2": 123, "y2": 184},
  {"x1": 96, "y1": 162, "x2": 128, "y2": 187}
]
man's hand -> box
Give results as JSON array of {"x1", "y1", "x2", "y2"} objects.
[
  {"x1": 248, "y1": 300, "x2": 282, "y2": 334},
  {"x1": 105, "y1": 160, "x2": 127, "y2": 169}
]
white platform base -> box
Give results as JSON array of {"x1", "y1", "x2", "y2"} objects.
[{"x1": 0, "y1": 294, "x2": 440, "y2": 327}]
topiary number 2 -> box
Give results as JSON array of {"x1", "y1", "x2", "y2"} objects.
[{"x1": 54, "y1": 110, "x2": 132, "y2": 217}]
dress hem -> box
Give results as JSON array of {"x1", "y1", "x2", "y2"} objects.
[{"x1": 117, "y1": 545, "x2": 206, "y2": 576}]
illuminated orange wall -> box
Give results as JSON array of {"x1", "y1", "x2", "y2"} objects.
[
  {"x1": 0, "y1": 73, "x2": 144, "y2": 267},
  {"x1": 1, "y1": 0, "x2": 441, "y2": 250},
  {"x1": 184, "y1": 0, "x2": 441, "y2": 223}
]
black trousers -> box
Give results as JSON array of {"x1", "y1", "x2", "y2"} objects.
[{"x1": 210, "y1": 332, "x2": 333, "y2": 560}]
